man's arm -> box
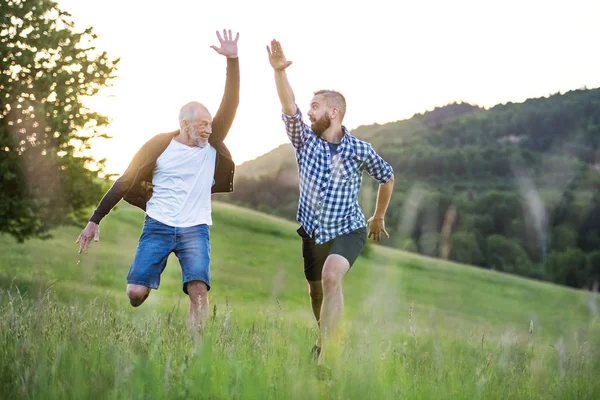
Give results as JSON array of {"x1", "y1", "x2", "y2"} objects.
[
  {"x1": 267, "y1": 40, "x2": 295, "y2": 115},
  {"x1": 267, "y1": 39, "x2": 311, "y2": 150},
  {"x1": 210, "y1": 29, "x2": 240, "y2": 142},
  {"x1": 363, "y1": 145, "x2": 395, "y2": 242},
  {"x1": 367, "y1": 175, "x2": 395, "y2": 242},
  {"x1": 76, "y1": 141, "x2": 149, "y2": 253}
]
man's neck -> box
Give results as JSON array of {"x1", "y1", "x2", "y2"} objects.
[
  {"x1": 174, "y1": 132, "x2": 205, "y2": 148},
  {"x1": 321, "y1": 125, "x2": 344, "y2": 143}
]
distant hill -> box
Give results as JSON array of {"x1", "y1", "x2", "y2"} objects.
[
  {"x1": 224, "y1": 88, "x2": 600, "y2": 290},
  {"x1": 235, "y1": 143, "x2": 296, "y2": 181}
]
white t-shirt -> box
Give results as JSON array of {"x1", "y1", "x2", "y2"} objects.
[{"x1": 146, "y1": 139, "x2": 216, "y2": 227}]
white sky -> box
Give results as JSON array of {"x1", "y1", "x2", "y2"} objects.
[{"x1": 57, "y1": 0, "x2": 600, "y2": 174}]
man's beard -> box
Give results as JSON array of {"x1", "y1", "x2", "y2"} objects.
[
  {"x1": 311, "y1": 114, "x2": 331, "y2": 137},
  {"x1": 189, "y1": 127, "x2": 208, "y2": 147}
]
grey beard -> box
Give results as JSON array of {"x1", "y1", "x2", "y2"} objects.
[{"x1": 189, "y1": 129, "x2": 208, "y2": 147}]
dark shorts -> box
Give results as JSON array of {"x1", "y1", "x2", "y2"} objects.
[
  {"x1": 127, "y1": 215, "x2": 211, "y2": 294},
  {"x1": 297, "y1": 226, "x2": 367, "y2": 281}
]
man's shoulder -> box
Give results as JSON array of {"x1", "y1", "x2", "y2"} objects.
[
  {"x1": 129, "y1": 131, "x2": 177, "y2": 162},
  {"x1": 344, "y1": 133, "x2": 372, "y2": 153}
]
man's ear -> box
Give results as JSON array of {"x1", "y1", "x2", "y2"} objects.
[
  {"x1": 330, "y1": 107, "x2": 340, "y2": 120},
  {"x1": 181, "y1": 120, "x2": 189, "y2": 133}
]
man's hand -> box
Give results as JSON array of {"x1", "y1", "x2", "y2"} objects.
[
  {"x1": 267, "y1": 39, "x2": 292, "y2": 71},
  {"x1": 367, "y1": 217, "x2": 389, "y2": 242},
  {"x1": 210, "y1": 29, "x2": 239, "y2": 58},
  {"x1": 76, "y1": 222, "x2": 100, "y2": 253}
]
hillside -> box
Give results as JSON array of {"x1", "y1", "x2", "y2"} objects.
[
  {"x1": 225, "y1": 88, "x2": 600, "y2": 290},
  {"x1": 0, "y1": 201, "x2": 597, "y2": 336},
  {"x1": 0, "y1": 202, "x2": 598, "y2": 398}
]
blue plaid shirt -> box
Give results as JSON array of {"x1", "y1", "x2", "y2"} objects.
[{"x1": 283, "y1": 106, "x2": 394, "y2": 244}]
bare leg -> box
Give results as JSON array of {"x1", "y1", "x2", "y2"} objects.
[
  {"x1": 186, "y1": 280, "x2": 209, "y2": 329},
  {"x1": 319, "y1": 254, "x2": 350, "y2": 364},
  {"x1": 126, "y1": 284, "x2": 151, "y2": 307},
  {"x1": 308, "y1": 280, "x2": 324, "y2": 351},
  {"x1": 307, "y1": 280, "x2": 324, "y2": 323}
]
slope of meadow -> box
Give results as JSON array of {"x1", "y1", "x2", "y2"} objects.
[{"x1": 1, "y1": 202, "x2": 598, "y2": 399}]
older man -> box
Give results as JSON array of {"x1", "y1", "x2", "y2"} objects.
[{"x1": 76, "y1": 30, "x2": 240, "y2": 328}]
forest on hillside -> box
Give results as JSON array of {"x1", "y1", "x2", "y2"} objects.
[{"x1": 225, "y1": 88, "x2": 600, "y2": 290}]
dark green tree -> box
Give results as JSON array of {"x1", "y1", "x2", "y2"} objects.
[
  {"x1": 585, "y1": 251, "x2": 600, "y2": 288},
  {"x1": 1, "y1": 0, "x2": 119, "y2": 241},
  {"x1": 449, "y1": 231, "x2": 484, "y2": 266},
  {"x1": 485, "y1": 234, "x2": 531, "y2": 274},
  {"x1": 546, "y1": 248, "x2": 588, "y2": 288},
  {"x1": 550, "y1": 224, "x2": 578, "y2": 252}
]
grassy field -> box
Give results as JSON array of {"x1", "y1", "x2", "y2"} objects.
[{"x1": 1, "y1": 202, "x2": 598, "y2": 399}]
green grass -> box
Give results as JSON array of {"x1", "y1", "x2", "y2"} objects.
[{"x1": 1, "y1": 202, "x2": 599, "y2": 399}]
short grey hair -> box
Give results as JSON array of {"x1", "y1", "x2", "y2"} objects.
[
  {"x1": 179, "y1": 101, "x2": 208, "y2": 127},
  {"x1": 314, "y1": 90, "x2": 346, "y2": 120}
]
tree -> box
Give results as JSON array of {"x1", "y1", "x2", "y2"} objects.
[
  {"x1": 449, "y1": 231, "x2": 484, "y2": 266},
  {"x1": 550, "y1": 224, "x2": 578, "y2": 252},
  {"x1": 1, "y1": 0, "x2": 119, "y2": 241},
  {"x1": 400, "y1": 238, "x2": 419, "y2": 253},
  {"x1": 485, "y1": 234, "x2": 531, "y2": 274},
  {"x1": 419, "y1": 232, "x2": 440, "y2": 257},
  {"x1": 546, "y1": 248, "x2": 588, "y2": 288},
  {"x1": 586, "y1": 251, "x2": 600, "y2": 288}
]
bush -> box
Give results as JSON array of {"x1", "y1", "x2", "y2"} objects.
[
  {"x1": 485, "y1": 235, "x2": 531, "y2": 274},
  {"x1": 401, "y1": 238, "x2": 418, "y2": 253},
  {"x1": 449, "y1": 231, "x2": 484, "y2": 266},
  {"x1": 546, "y1": 248, "x2": 588, "y2": 288}
]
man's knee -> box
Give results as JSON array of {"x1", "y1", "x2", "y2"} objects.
[
  {"x1": 322, "y1": 256, "x2": 348, "y2": 292},
  {"x1": 127, "y1": 284, "x2": 150, "y2": 307},
  {"x1": 321, "y1": 270, "x2": 341, "y2": 293},
  {"x1": 187, "y1": 281, "x2": 208, "y2": 303}
]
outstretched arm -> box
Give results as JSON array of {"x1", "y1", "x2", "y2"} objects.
[
  {"x1": 210, "y1": 29, "x2": 240, "y2": 142},
  {"x1": 76, "y1": 140, "x2": 151, "y2": 253},
  {"x1": 367, "y1": 175, "x2": 395, "y2": 242},
  {"x1": 267, "y1": 40, "x2": 296, "y2": 116}
]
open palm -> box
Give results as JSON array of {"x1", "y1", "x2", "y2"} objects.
[
  {"x1": 211, "y1": 29, "x2": 239, "y2": 58},
  {"x1": 267, "y1": 39, "x2": 292, "y2": 71}
]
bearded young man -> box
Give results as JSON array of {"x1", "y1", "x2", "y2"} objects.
[
  {"x1": 76, "y1": 30, "x2": 240, "y2": 329},
  {"x1": 266, "y1": 40, "x2": 395, "y2": 365}
]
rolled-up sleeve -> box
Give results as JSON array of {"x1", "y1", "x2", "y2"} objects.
[
  {"x1": 364, "y1": 144, "x2": 394, "y2": 184},
  {"x1": 282, "y1": 105, "x2": 309, "y2": 150}
]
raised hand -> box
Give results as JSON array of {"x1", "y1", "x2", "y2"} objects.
[
  {"x1": 210, "y1": 29, "x2": 239, "y2": 58},
  {"x1": 267, "y1": 39, "x2": 292, "y2": 71}
]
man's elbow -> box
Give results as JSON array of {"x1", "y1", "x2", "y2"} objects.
[
  {"x1": 282, "y1": 103, "x2": 297, "y2": 116},
  {"x1": 385, "y1": 174, "x2": 395, "y2": 186}
]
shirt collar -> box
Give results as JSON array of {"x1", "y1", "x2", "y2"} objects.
[{"x1": 335, "y1": 126, "x2": 355, "y2": 161}]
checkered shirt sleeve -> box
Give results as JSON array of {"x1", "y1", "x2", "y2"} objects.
[
  {"x1": 363, "y1": 144, "x2": 394, "y2": 184},
  {"x1": 281, "y1": 106, "x2": 309, "y2": 150}
]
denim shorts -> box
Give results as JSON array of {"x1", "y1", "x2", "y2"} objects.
[{"x1": 127, "y1": 215, "x2": 211, "y2": 294}]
